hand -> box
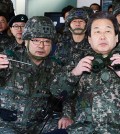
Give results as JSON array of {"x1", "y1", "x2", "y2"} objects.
[
  {"x1": 58, "y1": 117, "x2": 74, "y2": 129},
  {"x1": 71, "y1": 56, "x2": 94, "y2": 76},
  {"x1": 110, "y1": 54, "x2": 120, "y2": 77},
  {"x1": 0, "y1": 54, "x2": 9, "y2": 69}
]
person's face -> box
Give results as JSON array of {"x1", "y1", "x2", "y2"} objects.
[
  {"x1": 0, "y1": 16, "x2": 8, "y2": 32},
  {"x1": 108, "y1": 7, "x2": 113, "y2": 13},
  {"x1": 90, "y1": 5, "x2": 100, "y2": 13},
  {"x1": 27, "y1": 38, "x2": 52, "y2": 58},
  {"x1": 10, "y1": 22, "x2": 26, "y2": 39},
  {"x1": 64, "y1": 12, "x2": 69, "y2": 20},
  {"x1": 70, "y1": 18, "x2": 86, "y2": 34},
  {"x1": 88, "y1": 19, "x2": 118, "y2": 55}
]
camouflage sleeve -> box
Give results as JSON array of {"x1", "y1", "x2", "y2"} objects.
[
  {"x1": 62, "y1": 97, "x2": 77, "y2": 120},
  {"x1": 50, "y1": 71, "x2": 80, "y2": 97},
  {"x1": 0, "y1": 68, "x2": 11, "y2": 86},
  {"x1": 66, "y1": 121, "x2": 95, "y2": 134}
]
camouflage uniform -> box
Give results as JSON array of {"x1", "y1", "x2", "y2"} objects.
[
  {"x1": 8, "y1": 37, "x2": 26, "y2": 53},
  {"x1": 0, "y1": 48, "x2": 62, "y2": 134},
  {"x1": 55, "y1": 34, "x2": 91, "y2": 67},
  {"x1": 54, "y1": 8, "x2": 92, "y2": 119},
  {"x1": 0, "y1": 35, "x2": 25, "y2": 54},
  {"x1": 54, "y1": 35, "x2": 91, "y2": 120},
  {"x1": 0, "y1": 31, "x2": 13, "y2": 51},
  {"x1": 56, "y1": 8, "x2": 91, "y2": 67},
  {"x1": 0, "y1": 16, "x2": 63, "y2": 134},
  {"x1": 50, "y1": 46, "x2": 120, "y2": 134}
]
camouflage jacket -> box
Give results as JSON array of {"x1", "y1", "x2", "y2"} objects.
[
  {"x1": 0, "y1": 49, "x2": 62, "y2": 134},
  {"x1": 55, "y1": 34, "x2": 91, "y2": 68},
  {"x1": 53, "y1": 34, "x2": 92, "y2": 119},
  {"x1": 50, "y1": 47, "x2": 120, "y2": 134},
  {"x1": 0, "y1": 31, "x2": 13, "y2": 51},
  {"x1": 9, "y1": 37, "x2": 26, "y2": 53}
]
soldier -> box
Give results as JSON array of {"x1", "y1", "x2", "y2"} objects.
[
  {"x1": 46, "y1": 11, "x2": 120, "y2": 134},
  {"x1": 54, "y1": 8, "x2": 92, "y2": 129},
  {"x1": 0, "y1": 16, "x2": 62, "y2": 134},
  {"x1": 0, "y1": 0, "x2": 15, "y2": 21},
  {"x1": 90, "y1": 3, "x2": 101, "y2": 13},
  {"x1": 8, "y1": 14, "x2": 28, "y2": 52},
  {"x1": 56, "y1": 8, "x2": 91, "y2": 66}
]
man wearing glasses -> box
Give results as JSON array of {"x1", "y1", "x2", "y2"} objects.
[
  {"x1": 0, "y1": 16, "x2": 62, "y2": 134},
  {"x1": 8, "y1": 14, "x2": 28, "y2": 53}
]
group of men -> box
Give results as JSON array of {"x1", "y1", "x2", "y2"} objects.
[{"x1": 0, "y1": 0, "x2": 120, "y2": 134}]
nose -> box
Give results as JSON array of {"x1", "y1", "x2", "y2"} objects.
[
  {"x1": 38, "y1": 41, "x2": 44, "y2": 48},
  {"x1": 76, "y1": 21, "x2": 80, "y2": 25},
  {"x1": 17, "y1": 26, "x2": 23, "y2": 30},
  {"x1": 100, "y1": 32, "x2": 106, "y2": 40}
]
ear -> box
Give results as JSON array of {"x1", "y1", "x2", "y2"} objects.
[
  {"x1": 25, "y1": 40, "x2": 28, "y2": 47},
  {"x1": 115, "y1": 34, "x2": 118, "y2": 43},
  {"x1": 88, "y1": 36, "x2": 91, "y2": 44}
]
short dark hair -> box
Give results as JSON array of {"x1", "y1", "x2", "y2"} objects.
[
  {"x1": 86, "y1": 11, "x2": 119, "y2": 37},
  {"x1": 61, "y1": 5, "x2": 74, "y2": 18},
  {"x1": 108, "y1": 4, "x2": 113, "y2": 11},
  {"x1": 90, "y1": 3, "x2": 101, "y2": 11}
]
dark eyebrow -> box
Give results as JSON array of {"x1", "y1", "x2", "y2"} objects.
[
  {"x1": 106, "y1": 25, "x2": 112, "y2": 29},
  {"x1": 93, "y1": 27, "x2": 99, "y2": 29},
  {"x1": 93, "y1": 25, "x2": 112, "y2": 30}
]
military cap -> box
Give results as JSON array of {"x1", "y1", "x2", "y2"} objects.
[{"x1": 9, "y1": 14, "x2": 28, "y2": 27}]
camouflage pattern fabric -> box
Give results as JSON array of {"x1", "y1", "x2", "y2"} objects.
[
  {"x1": 55, "y1": 34, "x2": 91, "y2": 68},
  {"x1": 0, "y1": 49, "x2": 62, "y2": 134},
  {"x1": 51, "y1": 34, "x2": 92, "y2": 119},
  {"x1": 0, "y1": 31, "x2": 13, "y2": 51},
  {"x1": 22, "y1": 16, "x2": 56, "y2": 41},
  {"x1": 50, "y1": 46, "x2": 120, "y2": 134},
  {"x1": 8, "y1": 37, "x2": 26, "y2": 53}
]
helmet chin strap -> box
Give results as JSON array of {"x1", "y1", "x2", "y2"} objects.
[
  {"x1": 69, "y1": 27, "x2": 86, "y2": 35},
  {"x1": 26, "y1": 41, "x2": 46, "y2": 61}
]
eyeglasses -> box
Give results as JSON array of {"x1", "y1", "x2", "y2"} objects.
[
  {"x1": 12, "y1": 25, "x2": 25, "y2": 30},
  {"x1": 30, "y1": 39, "x2": 51, "y2": 46}
]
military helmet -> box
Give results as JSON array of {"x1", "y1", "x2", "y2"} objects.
[
  {"x1": 113, "y1": 4, "x2": 120, "y2": 16},
  {"x1": 65, "y1": 8, "x2": 89, "y2": 26},
  {"x1": 22, "y1": 16, "x2": 56, "y2": 40},
  {"x1": 82, "y1": 6, "x2": 94, "y2": 18}
]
